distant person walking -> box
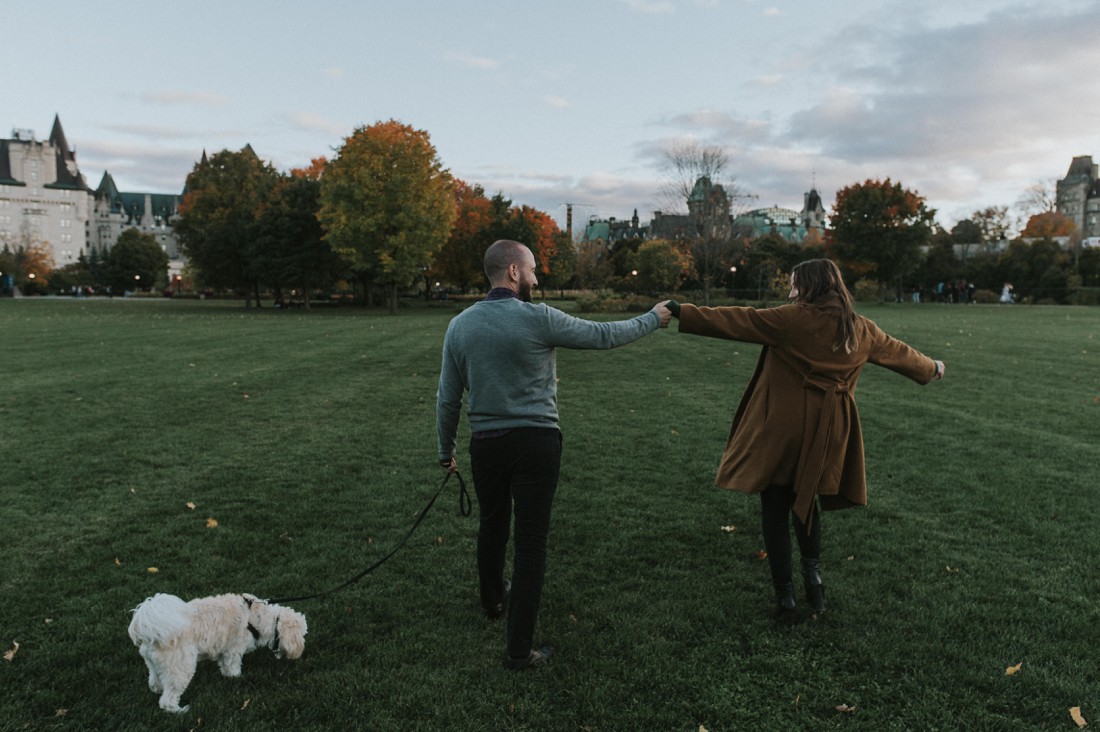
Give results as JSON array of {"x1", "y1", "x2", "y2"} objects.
[
  {"x1": 666, "y1": 259, "x2": 945, "y2": 617},
  {"x1": 1000, "y1": 283, "x2": 1014, "y2": 304},
  {"x1": 436, "y1": 239, "x2": 671, "y2": 669}
]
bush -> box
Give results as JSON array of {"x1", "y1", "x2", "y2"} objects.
[
  {"x1": 575, "y1": 293, "x2": 652, "y2": 313},
  {"x1": 853, "y1": 278, "x2": 881, "y2": 302},
  {"x1": 973, "y1": 289, "x2": 998, "y2": 304},
  {"x1": 1069, "y1": 287, "x2": 1100, "y2": 306}
]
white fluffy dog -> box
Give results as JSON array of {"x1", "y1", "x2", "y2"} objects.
[{"x1": 128, "y1": 592, "x2": 307, "y2": 713}]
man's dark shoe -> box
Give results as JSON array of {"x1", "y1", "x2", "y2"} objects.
[
  {"x1": 484, "y1": 579, "x2": 511, "y2": 620},
  {"x1": 503, "y1": 645, "x2": 554, "y2": 671}
]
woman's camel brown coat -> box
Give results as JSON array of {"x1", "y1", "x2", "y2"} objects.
[{"x1": 678, "y1": 300, "x2": 936, "y2": 523}]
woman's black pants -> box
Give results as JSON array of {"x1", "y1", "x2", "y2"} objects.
[{"x1": 760, "y1": 485, "x2": 821, "y2": 585}]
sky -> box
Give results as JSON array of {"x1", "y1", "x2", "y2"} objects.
[{"x1": 8, "y1": 0, "x2": 1100, "y2": 233}]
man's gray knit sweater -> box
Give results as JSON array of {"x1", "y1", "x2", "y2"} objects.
[{"x1": 436, "y1": 298, "x2": 660, "y2": 461}]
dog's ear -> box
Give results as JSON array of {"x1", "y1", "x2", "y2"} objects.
[{"x1": 277, "y1": 609, "x2": 308, "y2": 660}]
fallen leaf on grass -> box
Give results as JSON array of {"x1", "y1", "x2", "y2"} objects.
[
  {"x1": 945, "y1": 566, "x2": 959, "y2": 573},
  {"x1": 756, "y1": 549, "x2": 768, "y2": 559},
  {"x1": 699, "y1": 726, "x2": 709, "y2": 732},
  {"x1": 186, "y1": 502, "x2": 196, "y2": 510},
  {"x1": 835, "y1": 704, "x2": 857, "y2": 713},
  {"x1": 114, "y1": 558, "x2": 121, "y2": 566},
  {"x1": 720, "y1": 525, "x2": 737, "y2": 532},
  {"x1": 3, "y1": 641, "x2": 18, "y2": 661},
  {"x1": 435, "y1": 536, "x2": 444, "y2": 545},
  {"x1": 1070, "y1": 707, "x2": 1087, "y2": 728},
  {"x1": 55, "y1": 709, "x2": 67, "y2": 717},
  {"x1": 147, "y1": 567, "x2": 159, "y2": 573},
  {"x1": 206, "y1": 517, "x2": 219, "y2": 529},
  {"x1": 240, "y1": 698, "x2": 250, "y2": 710},
  {"x1": 1005, "y1": 662, "x2": 1022, "y2": 675}
]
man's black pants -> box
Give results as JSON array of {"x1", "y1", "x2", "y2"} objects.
[{"x1": 469, "y1": 427, "x2": 562, "y2": 659}]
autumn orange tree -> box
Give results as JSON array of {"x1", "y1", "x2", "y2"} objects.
[
  {"x1": 829, "y1": 178, "x2": 936, "y2": 300},
  {"x1": 318, "y1": 120, "x2": 456, "y2": 312},
  {"x1": 511, "y1": 204, "x2": 567, "y2": 297},
  {"x1": 435, "y1": 180, "x2": 494, "y2": 293},
  {"x1": 1021, "y1": 211, "x2": 1076, "y2": 240},
  {"x1": 434, "y1": 185, "x2": 569, "y2": 295},
  {"x1": 4, "y1": 239, "x2": 55, "y2": 293}
]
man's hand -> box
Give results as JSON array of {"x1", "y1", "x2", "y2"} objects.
[
  {"x1": 653, "y1": 300, "x2": 673, "y2": 328},
  {"x1": 440, "y1": 456, "x2": 457, "y2": 472}
]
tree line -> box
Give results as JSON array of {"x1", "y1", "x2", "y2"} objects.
[{"x1": 6, "y1": 122, "x2": 1098, "y2": 306}]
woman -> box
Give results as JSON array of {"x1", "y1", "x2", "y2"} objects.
[{"x1": 669, "y1": 259, "x2": 945, "y2": 617}]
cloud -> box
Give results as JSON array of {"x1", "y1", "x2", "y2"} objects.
[
  {"x1": 770, "y1": 2, "x2": 1100, "y2": 220},
  {"x1": 454, "y1": 163, "x2": 665, "y2": 229},
  {"x1": 76, "y1": 140, "x2": 202, "y2": 194},
  {"x1": 323, "y1": 66, "x2": 345, "y2": 78},
  {"x1": 286, "y1": 112, "x2": 346, "y2": 137},
  {"x1": 446, "y1": 51, "x2": 500, "y2": 70},
  {"x1": 621, "y1": 0, "x2": 675, "y2": 14},
  {"x1": 543, "y1": 95, "x2": 570, "y2": 109},
  {"x1": 137, "y1": 90, "x2": 231, "y2": 108},
  {"x1": 102, "y1": 124, "x2": 205, "y2": 141},
  {"x1": 762, "y1": 7, "x2": 782, "y2": 17},
  {"x1": 661, "y1": 110, "x2": 774, "y2": 143}
]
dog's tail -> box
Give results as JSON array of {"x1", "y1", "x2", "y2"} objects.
[{"x1": 127, "y1": 593, "x2": 193, "y2": 647}]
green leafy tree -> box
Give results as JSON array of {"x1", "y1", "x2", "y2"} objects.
[
  {"x1": 253, "y1": 165, "x2": 343, "y2": 307},
  {"x1": 1077, "y1": 246, "x2": 1100, "y2": 287},
  {"x1": 175, "y1": 146, "x2": 279, "y2": 305},
  {"x1": 544, "y1": 231, "x2": 576, "y2": 297},
  {"x1": 635, "y1": 239, "x2": 693, "y2": 294},
  {"x1": 922, "y1": 227, "x2": 961, "y2": 285},
  {"x1": 997, "y1": 238, "x2": 1070, "y2": 302},
  {"x1": 105, "y1": 229, "x2": 169, "y2": 294},
  {"x1": 574, "y1": 239, "x2": 613, "y2": 290},
  {"x1": 319, "y1": 120, "x2": 456, "y2": 312},
  {"x1": 829, "y1": 178, "x2": 936, "y2": 300}
]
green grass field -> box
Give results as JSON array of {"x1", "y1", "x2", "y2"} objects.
[{"x1": 1, "y1": 298, "x2": 1097, "y2": 731}]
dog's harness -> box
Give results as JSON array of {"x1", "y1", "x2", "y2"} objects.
[
  {"x1": 267, "y1": 470, "x2": 470, "y2": 604},
  {"x1": 243, "y1": 596, "x2": 281, "y2": 653}
]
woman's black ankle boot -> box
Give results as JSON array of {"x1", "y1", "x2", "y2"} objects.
[
  {"x1": 801, "y1": 558, "x2": 826, "y2": 613},
  {"x1": 774, "y1": 582, "x2": 797, "y2": 614}
]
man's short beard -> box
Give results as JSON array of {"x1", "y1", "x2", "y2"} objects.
[{"x1": 518, "y1": 281, "x2": 533, "y2": 303}]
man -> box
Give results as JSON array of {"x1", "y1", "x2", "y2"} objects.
[{"x1": 436, "y1": 239, "x2": 671, "y2": 670}]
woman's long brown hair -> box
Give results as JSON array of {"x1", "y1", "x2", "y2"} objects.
[{"x1": 791, "y1": 259, "x2": 858, "y2": 353}]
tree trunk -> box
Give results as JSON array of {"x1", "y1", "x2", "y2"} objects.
[{"x1": 387, "y1": 282, "x2": 399, "y2": 314}]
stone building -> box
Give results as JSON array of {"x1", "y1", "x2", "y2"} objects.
[
  {"x1": 0, "y1": 116, "x2": 90, "y2": 266},
  {"x1": 1055, "y1": 155, "x2": 1100, "y2": 239},
  {"x1": 90, "y1": 171, "x2": 181, "y2": 259},
  {"x1": 1, "y1": 115, "x2": 182, "y2": 270},
  {"x1": 584, "y1": 178, "x2": 827, "y2": 244}
]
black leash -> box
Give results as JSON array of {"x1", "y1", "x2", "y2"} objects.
[{"x1": 268, "y1": 470, "x2": 471, "y2": 604}]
